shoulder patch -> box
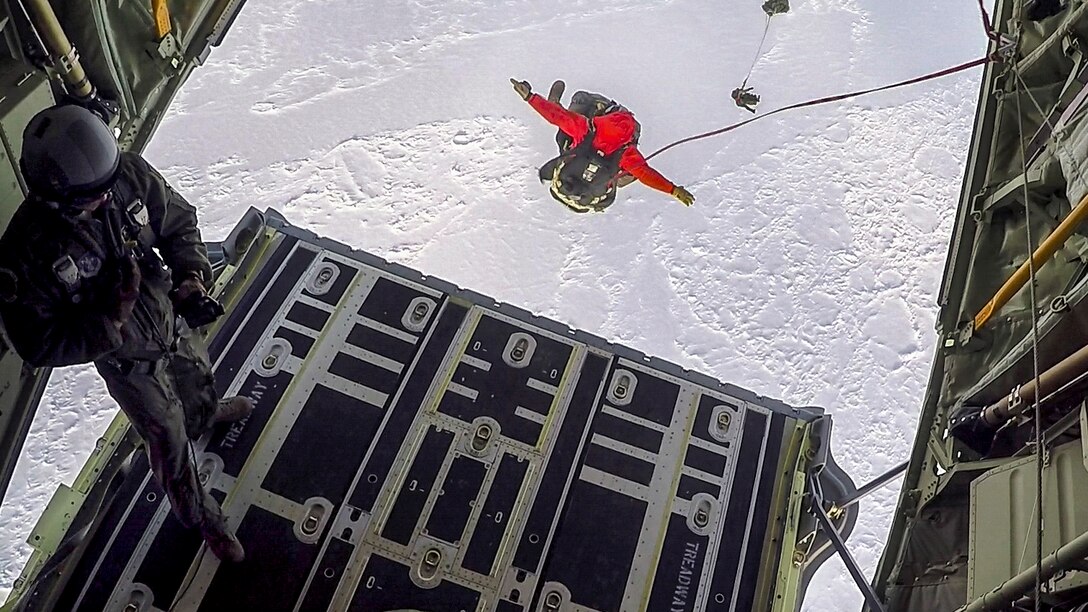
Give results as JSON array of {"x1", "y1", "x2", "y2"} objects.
[{"x1": 76, "y1": 252, "x2": 103, "y2": 278}]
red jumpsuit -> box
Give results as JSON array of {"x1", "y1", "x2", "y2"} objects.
[{"x1": 527, "y1": 94, "x2": 676, "y2": 194}]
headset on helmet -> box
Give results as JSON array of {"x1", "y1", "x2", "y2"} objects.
[{"x1": 20, "y1": 104, "x2": 120, "y2": 202}]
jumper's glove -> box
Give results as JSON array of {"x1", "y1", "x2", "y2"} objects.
[
  {"x1": 672, "y1": 186, "x2": 695, "y2": 206},
  {"x1": 510, "y1": 78, "x2": 532, "y2": 101},
  {"x1": 174, "y1": 293, "x2": 225, "y2": 329},
  {"x1": 171, "y1": 274, "x2": 224, "y2": 329},
  {"x1": 111, "y1": 255, "x2": 141, "y2": 327},
  {"x1": 174, "y1": 274, "x2": 207, "y2": 302}
]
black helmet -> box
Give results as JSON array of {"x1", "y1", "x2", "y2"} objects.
[{"x1": 20, "y1": 105, "x2": 120, "y2": 202}]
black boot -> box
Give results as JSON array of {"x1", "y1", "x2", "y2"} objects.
[
  {"x1": 547, "y1": 80, "x2": 566, "y2": 104},
  {"x1": 202, "y1": 522, "x2": 245, "y2": 562},
  {"x1": 211, "y1": 396, "x2": 254, "y2": 426}
]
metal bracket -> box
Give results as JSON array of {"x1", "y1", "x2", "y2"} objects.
[
  {"x1": 1062, "y1": 32, "x2": 1081, "y2": 62},
  {"x1": 996, "y1": 33, "x2": 1018, "y2": 63},
  {"x1": 145, "y1": 33, "x2": 182, "y2": 71},
  {"x1": 53, "y1": 46, "x2": 78, "y2": 75},
  {"x1": 809, "y1": 475, "x2": 887, "y2": 612},
  {"x1": 1006, "y1": 383, "x2": 1024, "y2": 414}
]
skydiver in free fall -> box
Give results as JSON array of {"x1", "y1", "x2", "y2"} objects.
[{"x1": 511, "y1": 78, "x2": 695, "y2": 213}]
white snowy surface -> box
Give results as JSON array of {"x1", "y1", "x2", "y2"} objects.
[{"x1": 0, "y1": 0, "x2": 991, "y2": 609}]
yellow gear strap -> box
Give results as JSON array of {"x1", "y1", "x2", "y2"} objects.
[{"x1": 152, "y1": 0, "x2": 172, "y2": 39}]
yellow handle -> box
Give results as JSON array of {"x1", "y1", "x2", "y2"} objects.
[
  {"x1": 974, "y1": 191, "x2": 1088, "y2": 330},
  {"x1": 152, "y1": 0, "x2": 172, "y2": 39}
]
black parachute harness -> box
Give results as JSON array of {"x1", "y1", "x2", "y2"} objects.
[
  {"x1": 543, "y1": 96, "x2": 640, "y2": 213},
  {"x1": 547, "y1": 129, "x2": 628, "y2": 213}
]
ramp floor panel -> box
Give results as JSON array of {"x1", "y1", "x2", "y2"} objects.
[{"x1": 45, "y1": 223, "x2": 813, "y2": 612}]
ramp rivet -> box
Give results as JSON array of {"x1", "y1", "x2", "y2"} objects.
[
  {"x1": 716, "y1": 412, "x2": 731, "y2": 431},
  {"x1": 411, "y1": 302, "x2": 429, "y2": 323},
  {"x1": 544, "y1": 591, "x2": 563, "y2": 610},
  {"x1": 419, "y1": 548, "x2": 442, "y2": 580},
  {"x1": 511, "y1": 338, "x2": 529, "y2": 362},
  {"x1": 472, "y1": 424, "x2": 493, "y2": 452},
  {"x1": 694, "y1": 508, "x2": 709, "y2": 529},
  {"x1": 615, "y1": 375, "x2": 630, "y2": 399}
]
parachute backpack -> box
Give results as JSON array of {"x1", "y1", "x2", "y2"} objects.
[{"x1": 539, "y1": 92, "x2": 641, "y2": 213}]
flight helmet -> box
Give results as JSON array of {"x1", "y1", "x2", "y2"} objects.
[{"x1": 20, "y1": 104, "x2": 120, "y2": 203}]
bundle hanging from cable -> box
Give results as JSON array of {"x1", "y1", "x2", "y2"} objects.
[{"x1": 656, "y1": 0, "x2": 1005, "y2": 161}]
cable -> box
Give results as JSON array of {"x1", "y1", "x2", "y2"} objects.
[
  {"x1": 740, "y1": 15, "x2": 772, "y2": 89},
  {"x1": 645, "y1": 56, "x2": 990, "y2": 161},
  {"x1": 1013, "y1": 46, "x2": 1046, "y2": 612},
  {"x1": 1013, "y1": 68, "x2": 1088, "y2": 195},
  {"x1": 978, "y1": 0, "x2": 1000, "y2": 40},
  {"x1": 648, "y1": 0, "x2": 1003, "y2": 162}
]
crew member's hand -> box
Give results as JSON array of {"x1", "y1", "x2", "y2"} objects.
[
  {"x1": 175, "y1": 274, "x2": 208, "y2": 302},
  {"x1": 510, "y1": 78, "x2": 532, "y2": 101},
  {"x1": 111, "y1": 256, "x2": 141, "y2": 328},
  {"x1": 672, "y1": 186, "x2": 695, "y2": 206}
]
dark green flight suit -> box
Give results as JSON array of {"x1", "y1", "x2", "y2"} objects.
[{"x1": 0, "y1": 151, "x2": 229, "y2": 535}]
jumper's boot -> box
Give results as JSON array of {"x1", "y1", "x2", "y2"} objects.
[
  {"x1": 202, "y1": 520, "x2": 245, "y2": 563},
  {"x1": 211, "y1": 396, "x2": 254, "y2": 426},
  {"x1": 548, "y1": 80, "x2": 566, "y2": 104}
]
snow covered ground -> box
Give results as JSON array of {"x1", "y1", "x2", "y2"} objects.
[{"x1": 0, "y1": 0, "x2": 992, "y2": 609}]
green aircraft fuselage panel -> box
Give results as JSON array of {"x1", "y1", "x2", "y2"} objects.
[{"x1": 874, "y1": 3, "x2": 1088, "y2": 611}]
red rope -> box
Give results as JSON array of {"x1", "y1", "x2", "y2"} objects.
[{"x1": 645, "y1": 55, "x2": 991, "y2": 161}]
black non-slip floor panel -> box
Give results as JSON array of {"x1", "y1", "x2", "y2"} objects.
[{"x1": 44, "y1": 231, "x2": 812, "y2": 612}]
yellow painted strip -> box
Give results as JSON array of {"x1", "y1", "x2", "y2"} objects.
[
  {"x1": 225, "y1": 255, "x2": 359, "y2": 509},
  {"x1": 535, "y1": 345, "x2": 584, "y2": 452},
  {"x1": 490, "y1": 461, "x2": 541, "y2": 579},
  {"x1": 763, "y1": 422, "x2": 808, "y2": 611},
  {"x1": 640, "y1": 391, "x2": 700, "y2": 610},
  {"x1": 770, "y1": 432, "x2": 810, "y2": 612},
  {"x1": 425, "y1": 306, "x2": 481, "y2": 414},
  {"x1": 204, "y1": 229, "x2": 280, "y2": 341}
]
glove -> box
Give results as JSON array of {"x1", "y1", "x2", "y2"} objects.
[
  {"x1": 173, "y1": 274, "x2": 208, "y2": 302},
  {"x1": 510, "y1": 78, "x2": 532, "y2": 101},
  {"x1": 175, "y1": 293, "x2": 226, "y2": 329},
  {"x1": 111, "y1": 255, "x2": 141, "y2": 327},
  {"x1": 672, "y1": 186, "x2": 695, "y2": 206}
]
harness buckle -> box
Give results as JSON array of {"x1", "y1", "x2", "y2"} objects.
[{"x1": 105, "y1": 357, "x2": 162, "y2": 376}]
